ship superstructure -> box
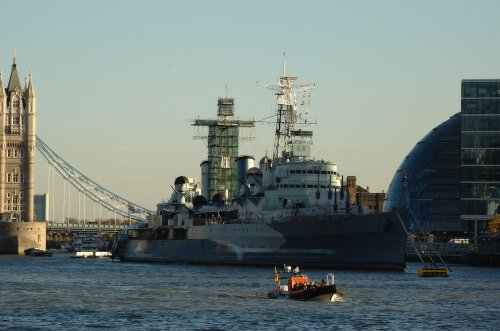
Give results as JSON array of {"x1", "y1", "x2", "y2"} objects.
[
  {"x1": 192, "y1": 98, "x2": 254, "y2": 202},
  {"x1": 258, "y1": 55, "x2": 316, "y2": 162},
  {"x1": 237, "y1": 59, "x2": 349, "y2": 223}
]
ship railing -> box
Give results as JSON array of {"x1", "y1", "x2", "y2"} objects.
[
  {"x1": 46, "y1": 221, "x2": 128, "y2": 231},
  {"x1": 405, "y1": 240, "x2": 474, "y2": 257}
]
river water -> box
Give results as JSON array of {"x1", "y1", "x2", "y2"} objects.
[{"x1": 0, "y1": 254, "x2": 499, "y2": 330}]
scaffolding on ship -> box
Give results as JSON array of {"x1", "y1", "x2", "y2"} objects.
[{"x1": 192, "y1": 97, "x2": 254, "y2": 202}]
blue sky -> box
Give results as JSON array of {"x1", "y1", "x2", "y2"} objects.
[{"x1": 2, "y1": 0, "x2": 500, "y2": 210}]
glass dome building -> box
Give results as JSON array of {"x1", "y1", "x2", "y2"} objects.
[{"x1": 383, "y1": 113, "x2": 468, "y2": 234}]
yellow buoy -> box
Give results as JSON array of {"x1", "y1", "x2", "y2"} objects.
[{"x1": 418, "y1": 267, "x2": 449, "y2": 277}]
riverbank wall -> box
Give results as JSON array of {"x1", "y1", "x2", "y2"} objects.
[{"x1": 0, "y1": 222, "x2": 46, "y2": 254}]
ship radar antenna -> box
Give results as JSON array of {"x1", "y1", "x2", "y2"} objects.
[
  {"x1": 282, "y1": 51, "x2": 286, "y2": 76},
  {"x1": 258, "y1": 56, "x2": 315, "y2": 161}
]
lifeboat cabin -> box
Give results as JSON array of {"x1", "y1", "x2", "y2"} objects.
[{"x1": 289, "y1": 274, "x2": 309, "y2": 291}]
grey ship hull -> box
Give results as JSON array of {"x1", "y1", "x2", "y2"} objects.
[{"x1": 114, "y1": 210, "x2": 410, "y2": 270}]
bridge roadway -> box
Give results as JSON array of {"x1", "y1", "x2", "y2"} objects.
[{"x1": 46, "y1": 221, "x2": 131, "y2": 233}]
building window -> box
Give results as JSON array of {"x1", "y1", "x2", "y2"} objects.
[
  {"x1": 13, "y1": 195, "x2": 18, "y2": 208},
  {"x1": 13, "y1": 99, "x2": 19, "y2": 108},
  {"x1": 7, "y1": 149, "x2": 11, "y2": 158},
  {"x1": 6, "y1": 193, "x2": 11, "y2": 211}
]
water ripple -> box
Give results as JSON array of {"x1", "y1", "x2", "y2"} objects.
[{"x1": 0, "y1": 255, "x2": 499, "y2": 330}]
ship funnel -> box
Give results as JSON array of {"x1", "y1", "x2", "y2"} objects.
[
  {"x1": 236, "y1": 155, "x2": 255, "y2": 191},
  {"x1": 200, "y1": 160, "x2": 209, "y2": 198}
]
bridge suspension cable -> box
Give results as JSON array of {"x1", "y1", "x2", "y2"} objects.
[{"x1": 35, "y1": 136, "x2": 154, "y2": 222}]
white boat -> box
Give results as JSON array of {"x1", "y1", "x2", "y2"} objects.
[
  {"x1": 73, "y1": 251, "x2": 112, "y2": 259},
  {"x1": 72, "y1": 231, "x2": 104, "y2": 252}
]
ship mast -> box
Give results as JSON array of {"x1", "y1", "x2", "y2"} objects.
[{"x1": 258, "y1": 54, "x2": 315, "y2": 162}]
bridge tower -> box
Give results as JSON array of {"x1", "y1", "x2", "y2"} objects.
[{"x1": 0, "y1": 53, "x2": 36, "y2": 222}]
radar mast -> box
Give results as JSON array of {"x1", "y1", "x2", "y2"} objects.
[{"x1": 258, "y1": 54, "x2": 315, "y2": 163}]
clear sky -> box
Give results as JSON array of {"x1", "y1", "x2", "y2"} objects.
[{"x1": 2, "y1": 0, "x2": 499, "y2": 210}]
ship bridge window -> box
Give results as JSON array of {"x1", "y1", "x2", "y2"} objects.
[
  {"x1": 307, "y1": 170, "x2": 313, "y2": 174},
  {"x1": 321, "y1": 171, "x2": 327, "y2": 174}
]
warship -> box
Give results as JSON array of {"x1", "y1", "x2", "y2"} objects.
[{"x1": 112, "y1": 61, "x2": 410, "y2": 270}]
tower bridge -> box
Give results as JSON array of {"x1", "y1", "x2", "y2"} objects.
[
  {"x1": 0, "y1": 55, "x2": 154, "y2": 254},
  {"x1": 36, "y1": 135, "x2": 154, "y2": 226}
]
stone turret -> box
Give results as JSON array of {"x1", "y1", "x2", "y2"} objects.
[{"x1": 0, "y1": 53, "x2": 36, "y2": 222}]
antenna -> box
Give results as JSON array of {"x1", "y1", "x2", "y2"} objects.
[
  {"x1": 258, "y1": 55, "x2": 315, "y2": 161},
  {"x1": 13, "y1": 49, "x2": 16, "y2": 65},
  {"x1": 282, "y1": 51, "x2": 286, "y2": 76},
  {"x1": 225, "y1": 84, "x2": 228, "y2": 98}
]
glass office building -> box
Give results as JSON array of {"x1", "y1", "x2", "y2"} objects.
[
  {"x1": 461, "y1": 80, "x2": 500, "y2": 232},
  {"x1": 383, "y1": 113, "x2": 465, "y2": 234},
  {"x1": 384, "y1": 80, "x2": 500, "y2": 236}
]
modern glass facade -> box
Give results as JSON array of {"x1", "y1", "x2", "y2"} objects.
[
  {"x1": 384, "y1": 80, "x2": 500, "y2": 236},
  {"x1": 461, "y1": 80, "x2": 500, "y2": 230},
  {"x1": 383, "y1": 114, "x2": 465, "y2": 234}
]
